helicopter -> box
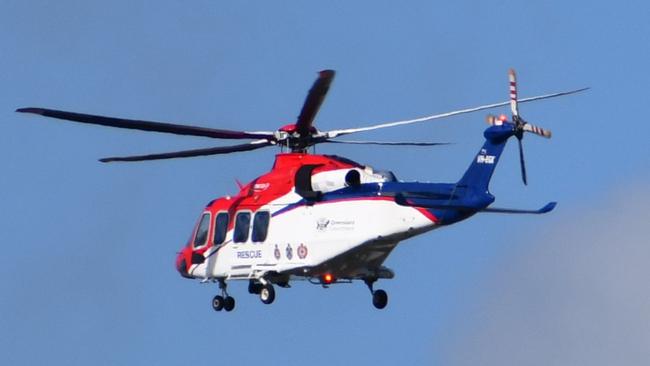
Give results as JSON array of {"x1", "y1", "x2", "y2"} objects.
[{"x1": 16, "y1": 69, "x2": 586, "y2": 312}]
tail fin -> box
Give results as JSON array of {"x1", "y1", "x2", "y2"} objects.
[{"x1": 457, "y1": 125, "x2": 514, "y2": 192}]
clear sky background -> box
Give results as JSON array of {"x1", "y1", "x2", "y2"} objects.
[{"x1": 1, "y1": 1, "x2": 649, "y2": 365}]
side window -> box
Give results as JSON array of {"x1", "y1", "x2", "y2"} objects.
[
  {"x1": 233, "y1": 212, "x2": 251, "y2": 243},
  {"x1": 252, "y1": 211, "x2": 270, "y2": 242},
  {"x1": 193, "y1": 213, "x2": 211, "y2": 248},
  {"x1": 214, "y1": 212, "x2": 229, "y2": 245}
]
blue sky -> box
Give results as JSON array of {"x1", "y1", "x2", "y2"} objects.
[{"x1": 1, "y1": 1, "x2": 649, "y2": 365}]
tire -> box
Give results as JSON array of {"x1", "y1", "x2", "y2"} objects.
[
  {"x1": 223, "y1": 296, "x2": 235, "y2": 312},
  {"x1": 259, "y1": 284, "x2": 275, "y2": 305},
  {"x1": 372, "y1": 289, "x2": 388, "y2": 309},
  {"x1": 248, "y1": 281, "x2": 262, "y2": 294},
  {"x1": 212, "y1": 295, "x2": 225, "y2": 311}
]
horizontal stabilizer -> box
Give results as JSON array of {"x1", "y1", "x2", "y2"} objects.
[
  {"x1": 481, "y1": 202, "x2": 556, "y2": 214},
  {"x1": 395, "y1": 194, "x2": 556, "y2": 215}
]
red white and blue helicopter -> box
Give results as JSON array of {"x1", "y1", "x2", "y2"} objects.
[{"x1": 16, "y1": 69, "x2": 586, "y2": 312}]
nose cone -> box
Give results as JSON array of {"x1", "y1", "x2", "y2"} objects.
[{"x1": 175, "y1": 250, "x2": 192, "y2": 278}]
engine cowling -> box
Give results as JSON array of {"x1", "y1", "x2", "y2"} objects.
[{"x1": 311, "y1": 167, "x2": 389, "y2": 193}]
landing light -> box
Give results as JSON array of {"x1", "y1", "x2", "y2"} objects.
[{"x1": 322, "y1": 274, "x2": 334, "y2": 284}]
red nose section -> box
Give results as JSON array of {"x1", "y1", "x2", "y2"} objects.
[{"x1": 176, "y1": 250, "x2": 192, "y2": 278}]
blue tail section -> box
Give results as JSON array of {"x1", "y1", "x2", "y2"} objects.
[{"x1": 457, "y1": 124, "x2": 516, "y2": 192}]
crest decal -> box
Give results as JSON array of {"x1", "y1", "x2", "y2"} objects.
[
  {"x1": 297, "y1": 244, "x2": 308, "y2": 259},
  {"x1": 285, "y1": 244, "x2": 293, "y2": 260},
  {"x1": 274, "y1": 244, "x2": 281, "y2": 260}
]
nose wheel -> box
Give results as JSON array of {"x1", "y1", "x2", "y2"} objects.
[{"x1": 212, "y1": 279, "x2": 236, "y2": 312}]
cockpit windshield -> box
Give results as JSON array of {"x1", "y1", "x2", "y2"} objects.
[{"x1": 193, "y1": 213, "x2": 211, "y2": 248}]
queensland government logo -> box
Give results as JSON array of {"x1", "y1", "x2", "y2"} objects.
[
  {"x1": 316, "y1": 218, "x2": 355, "y2": 232},
  {"x1": 316, "y1": 218, "x2": 330, "y2": 231},
  {"x1": 274, "y1": 244, "x2": 281, "y2": 260}
]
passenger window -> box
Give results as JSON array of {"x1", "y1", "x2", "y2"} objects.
[
  {"x1": 193, "y1": 213, "x2": 211, "y2": 248},
  {"x1": 252, "y1": 211, "x2": 270, "y2": 242},
  {"x1": 233, "y1": 212, "x2": 251, "y2": 243},
  {"x1": 214, "y1": 212, "x2": 229, "y2": 245}
]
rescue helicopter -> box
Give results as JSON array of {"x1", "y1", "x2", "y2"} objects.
[{"x1": 16, "y1": 69, "x2": 586, "y2": 312}]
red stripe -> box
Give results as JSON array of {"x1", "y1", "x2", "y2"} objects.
[{"x1": 416, "y1": 207, "x2": 439, "y2": 223}]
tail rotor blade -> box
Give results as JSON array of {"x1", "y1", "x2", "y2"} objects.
[
  {"x1": 517, "y1": 137, "x2": 528, "y2": 185},
  {"x1": 509, "y1": 68, "x2": 519, "y2": 117},
  {"x1": 523, "y1": 123, "x2": 552, "y2": 138}
]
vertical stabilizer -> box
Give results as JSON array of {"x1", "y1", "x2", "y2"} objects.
[{"x1": 457, "y1": 124, "x2": 514, "y2": 192}]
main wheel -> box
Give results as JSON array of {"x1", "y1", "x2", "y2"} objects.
[
  {"x1": 248, "y1": 281, "x2": 262, "y2": 294},
  {"x1": 212, "y1": 295, "x2": 225, "y2": 311},
  {"x1": 260, "y1": 284, "x2": 275, "y2": 304},
  {"x1": 372, "y1": 289, "x2": 388, "y2": 309},
  {"x1": 223, "y1": 296, "x2": 235, "y2": 312}
]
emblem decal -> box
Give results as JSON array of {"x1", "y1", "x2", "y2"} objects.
[
  {"x1": 274, "y1": 244, "x2": 281, "y2": 260},
  {"x1": 285, "y1": 244, "x2": 293, "y2": 260},
  {"x1": 316, "y1": 218, "x2": 330, "y2": 231},
  {"x1": 297, "y1": 244, "x2": 308, "y2": 259}
]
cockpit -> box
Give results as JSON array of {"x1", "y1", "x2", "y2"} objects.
[{"x1": 176, "y1": 205, "x2": 273, "y2": 278}]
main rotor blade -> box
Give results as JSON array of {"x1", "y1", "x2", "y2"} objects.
[
  {"x1": 327, "y1": 87, "x2": 589, "y2": 138},
  {"x1": 517, "y1": 137, "x2": 528, "y2": 185},
  {"x1": 296, "y1": 70, "x2": 335, "y2": 136},
  {"x1": 16, "y1": 107, "x2": 274, "y2": 140},
  {"x1": 99, "y1": 139, "x2": 273, "y2": 162},
  {"x1": 324, "y1": 139, "x2": 450, "y2": 146}
]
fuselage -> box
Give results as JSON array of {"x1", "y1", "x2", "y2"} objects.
[{"x1": 175, "y1": 152, "x2": 493, "y2": 283}]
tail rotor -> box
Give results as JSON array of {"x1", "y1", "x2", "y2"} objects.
[{"x1": 487, "y1": 69, "x2": 554, "y2": 185}]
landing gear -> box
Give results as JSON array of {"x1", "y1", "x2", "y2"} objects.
[
  {"x1": 372, "y1": 289, "x2": 388, "y2": 309},
  {"x1": 212, "y1": 295, "x2": 225, "y2": 311},
  {"x1": 248, "y1": 280, "x2": 263, "y2": 294},
  {"x1": 212, "y1": 279, "x2": 236, "y2": 312},
  {"x1": 365, "y1": 278, "x2": 388, "y2": 310},
  {"x1": 223, "y1": 296, "x2": 235, "y2": 312},
  {"x1": 260, "y1": 283, "x2": 275, "y2": 304},
  {"x1": 251, "y1": 278, "x2": 277, "y2": 305}
]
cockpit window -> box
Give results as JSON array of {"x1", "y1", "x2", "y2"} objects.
[
  {"x1": 252, "y1": 211, "x2": 270, "y2": 242},
  {"x1": 214, "y1": 212, "x2": 229, "y2": 245},
  {"x1": 193, "y1": 213, "x2": 211, "y2": 248},
  {"x1": 233, "y1": 211, "x2": 251, "y2": 243}
]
